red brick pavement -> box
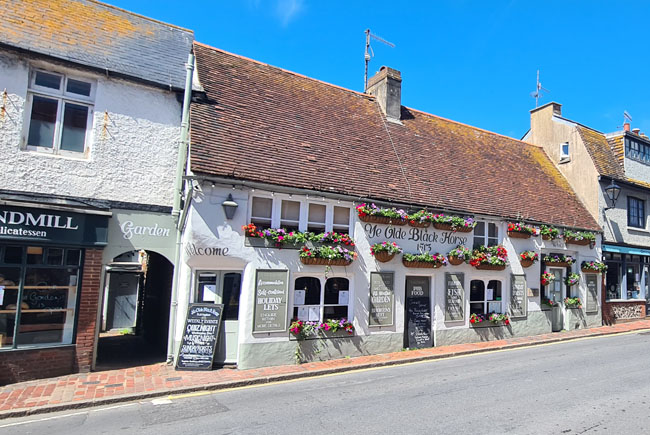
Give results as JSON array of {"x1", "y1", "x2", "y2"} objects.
[{"x1": 1, "y1": 319, "x2": 649, "y2": 419}]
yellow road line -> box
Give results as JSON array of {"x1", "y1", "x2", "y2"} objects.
[{"x1": 168, "y1": 328, "x2": 650, "y2": 401}]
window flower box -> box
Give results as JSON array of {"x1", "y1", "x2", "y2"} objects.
[
  {"x1": 300, "y1": 246, "x2": 356, "y2": 266},
  {"x1": 470, "y1": 245, "x2": 508, "y2": 270},
  {"x1": 564, "y1": 297, "x2": 582, "y2": 309},
  {"x1": 243, "y1": 224, "x2": 356, "y2": 250},
  {"x1": 407, "y1": 210, "x2": 431, "y2": 228},
  {"x1": 563, "y1": 230, "x2": 596, "y2": 246},
  {"x1": 519, "y1": 250, "x2": 538, "y2": 268},
  {"x1": 289, "y1": 319, "x2": 355, "y2": 340},
  {"x1": 469, "y1": 313, "x2": 510, "y2": 327},
  {"x1": 507, "y1": 222, "x2": 538, "y2": 239},
  {"x1": 581, "y1": 261, "x2": 607, "y2": 274},
  {"x1": 447, "y1": 245, "x2": 471, "y2": 265},
  {"x1": 370, "y1": 242, "x2": 402, "y2": 263},
  {"x1": 540, "y1": 225, "x2": 561, "y2": 241},
  {"x1": 356, "y1": 203, "x2": 407, "y2": 226},
  {"x1": 431, "y1": 214, "x2": 475, "y2": 233},
  {"x1": 402, "y1": 252, "x2": 447, "y2": 268},
  {"x1": 542, "y1": 254, "x2": 575, "y2": 268}
]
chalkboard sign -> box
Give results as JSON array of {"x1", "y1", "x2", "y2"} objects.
[
  {"x1": 369, "y1": 272, "x2": 394, "y2": 326},
  {"x1": 176, "y1": 303, "x2": 223, "y2": 370},
  {"x1": 253, "y1": 270, "x2": 289, "y2": 333},
  {"x1": 509, "y1": 274, "x2": 527, "y2": 318},
  {"x1": 405, "y1": 277, "x2": 432, "y2": 348},
  {"x1": 445, "y1": 272, "x2": 464, "y2": 321},
  {"x1": 585, "y1": 274, "x2": 598, "y2": 313},
  {"x1": 25, "y1": 289, "x2": 67, "y2": 310}
]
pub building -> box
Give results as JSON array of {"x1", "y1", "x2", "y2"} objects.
[
  {"x1": 169, "y1": 43, "x2": 604, "y2": 370},
  {"x1": 0, "y1": 195, "x2": 109, "y2": 383}
]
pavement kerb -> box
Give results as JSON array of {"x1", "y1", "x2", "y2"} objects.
[{"x1": 1, "y1": 324, "x2": 649, "y2": 421}]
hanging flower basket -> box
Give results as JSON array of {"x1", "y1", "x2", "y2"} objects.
[
  {"x1": 520, "y1": 259, "x2": 534, "y2": 268},
  {"x1": 433, "y1": 223, "x2": 472, "y2": 233},
  {"x1": 508, "y1": 231, "x2": 531, "y2": 239},
  {"x1": 542, "y1": 234, "x2": 553, "y2": 241},
  {"x1": 408, "y1": 220, "x2": 430, "y2": 228},
  {"x1": 374, "y1": 251, "x2": 395, "y2": 263},
  {"x1": 402, "y1": 259, "x2": 443, "y2": 268},
  {"x1": 359, "y1": 214, "x2": 406, "y2": 226},
  {"x1": 300, "y1": 257, "x2": 352, "y2": 266},
  {"x1": 448, "y1": 256, "x2": 465, "y2": 266},
  {"x1": 475, "y1": 263, "x2": 506, "y2": 271},
  {"x1": 564, "y1": 237, "x2": 591, "y2": 246}
]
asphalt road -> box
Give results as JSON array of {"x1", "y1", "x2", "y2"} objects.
[{"x1": 3, "y1": 330, "x2": 650, "y2": 435}]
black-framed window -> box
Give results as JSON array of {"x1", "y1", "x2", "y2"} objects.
[
  {"x1": 292, "y1": 276, "x2": 350, "y2": 321},
  {"x1": 0, "y1": 244, "x2": 82, "y2": 349},
  {"x1": 625, "y1": 138, "x2": 650, "y2": 163},
  {"x1": 469, "y1": 279, "x2": 502, "y2": 315},
  {"x1": 628, "y1": 197, "x2": 645, "y2": 228},
  {"x1": 194, "y1": 271, "x2": 241, "y2": 320}
]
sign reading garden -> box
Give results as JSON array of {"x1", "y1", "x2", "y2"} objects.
[
  {"x1": 253, "y1": 269, "x2": 289, "y2": 333},
  {"x1": 369, "y1": 272, "x2": 394, "y2": 326}
]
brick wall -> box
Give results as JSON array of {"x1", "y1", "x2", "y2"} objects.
[
  {"x1": 0, "y1": 347, "x2": 75, "y2": 385},
  {"x1": 602, "y1": 300, "x2": 646, "y2": 325},
  {"x1": 74, "y1": 248, "x2": 103, "y2": 372}
]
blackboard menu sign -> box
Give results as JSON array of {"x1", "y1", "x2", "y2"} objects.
[
  {"x1": 586, "y1": 274, "x2": 598, "y2": 313},
  {"x1": 445, "y1": 272, "x2": 464, "y2": 321},
  {"x1": 253, "y1": 270, "x2": 289, "y2": 333},
  {"x1": 509, "y1": 274, "x2": 527, "y2": 318},
  {"x1": 176, "y1": 303, "x2": 223, "y2": 370},
  {"x1": 405, "y1": 277, "x2": 432, "y2": 348},
  {"x1": 369, "y1": 272, "x2": 394, "y2": 326}
]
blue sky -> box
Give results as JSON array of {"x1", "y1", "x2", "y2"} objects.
[{"x1": 111, "y1": 1, "x2": 650, "y2": 138}]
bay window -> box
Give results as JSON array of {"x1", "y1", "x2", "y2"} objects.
[
  {"x1": 469, "y1": 279, "x2": 502, "y2": 315},
  {"x1": 292, "y1": 276, "x2": 350, "y2": 322},
  {"x1": 25, "y1": 69, "x2": 94, "y2": 156}
]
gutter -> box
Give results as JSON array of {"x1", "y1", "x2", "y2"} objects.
[{"x1": 167, "y1": 52, "x2": 195, "y2": 364}]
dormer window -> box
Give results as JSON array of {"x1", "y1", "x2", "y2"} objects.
[
  {"x1": 559, "y1": 142, "x2": 570, "y2": 162},
  {"x1": 625, "y1": 138, "x2": 650, "y2": 164}
]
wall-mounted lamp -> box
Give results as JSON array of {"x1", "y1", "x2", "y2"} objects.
[
  {"x1": 222, "y1": 194, "x2": 238, "y2": 219},
  {"x1": 604, "y1": 179, "x2": 621, "y2": 210}
]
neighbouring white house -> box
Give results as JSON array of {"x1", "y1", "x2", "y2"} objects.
[{"x1": 0, "y1": 0, "x2": 192, "y2": 383}]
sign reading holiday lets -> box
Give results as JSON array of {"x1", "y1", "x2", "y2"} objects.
[
  {"x1": 176, "y1": 303, "x2": 224, "y2": 370},
  {"x1": 253, "y1": 270, "x2": 289, "y2": 333}
]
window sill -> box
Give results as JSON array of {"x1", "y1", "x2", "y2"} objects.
[
  {"x1": 627, "y1": 227, "x2": 650, "y2": 235},
  {"x1": 605, "y1": 299, "x2": 646, "y2": 303},
  {"x1": 0, "y1": 343, "x2": 75, "y2": 352},
  {"x1": 469, "y1": 322, "x2": 508, "y2": 328},
  {"x1": 22, "y1": 148, "x2": 89, "y2": 161},
  {"x1": 289, "y1": 330, "x2": 355, "y2": 341}
]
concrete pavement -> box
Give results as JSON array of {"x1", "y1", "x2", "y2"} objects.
[{"x1": 1, "y1": 319, "x2": 649, "y2": 420}]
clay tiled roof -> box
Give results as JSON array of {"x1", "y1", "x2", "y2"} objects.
[
  {"x1": 0, "y1": 0, "x2": 193, "y2": 90},
  {"x1": 605, "y1": 134, "x2": 626, "y2": 169},
  {"x1": 576, "y1": 127, "x2": 625, "y2": 179},
  {"x1": 190, "y1": 43, "x2": 600, "y2": 231}
]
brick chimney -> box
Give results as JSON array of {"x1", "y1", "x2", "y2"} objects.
[
  {"x1": 366, "y1": 66, "x2": 402, "y2": 121},
  {"x1": 623, "y1": 122, "x2": 630, "y2": 132}
]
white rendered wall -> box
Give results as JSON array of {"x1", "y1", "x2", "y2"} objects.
[
  {"x1": 173, "y1": 183, "x2": 603, "y2": 363},
  {"x1": 0, "y1": 50, "x2": 181, "y2": 207}
]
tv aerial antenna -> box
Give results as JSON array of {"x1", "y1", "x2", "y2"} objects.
[
  {"x1": 624, "y1": 110, "x2": 633, "y2": 124},
  {"x1": 530, "y1": 70, "x2": 550, "y2": 107},
  {"x1": 364, "y1": 29, "x2": 395, "y2": 91}
]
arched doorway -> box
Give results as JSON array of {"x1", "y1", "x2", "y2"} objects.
[{"x1": 97, "y1": 250, "x2": 173, "y2": 370}]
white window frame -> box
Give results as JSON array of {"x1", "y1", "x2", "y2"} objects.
[
  {"x1": 469, "y1": 277, "x2": 504, "y2": 316},
  {"x1": 192, "y1": 269, "x2": 242, "y2": 319},
  {"x1": 23, "y1": 68, "x2": 95, "y2": 157},
  {"x1": 290, "y1": 273, "x2": 353, "y2": 323},
  {"x1": 559, "y1": 142, "x2": 570, "y2": 161},
  {"x1": 248, "y1": 193, "x2": 354, "y2": 236},
  {"x1": 473, "y1": 221, "x2": 499, "y2": 249}
]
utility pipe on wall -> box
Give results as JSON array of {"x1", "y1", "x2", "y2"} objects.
[{"x1": 167, "y1": 52, "x2": 195, "y2": 363}]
